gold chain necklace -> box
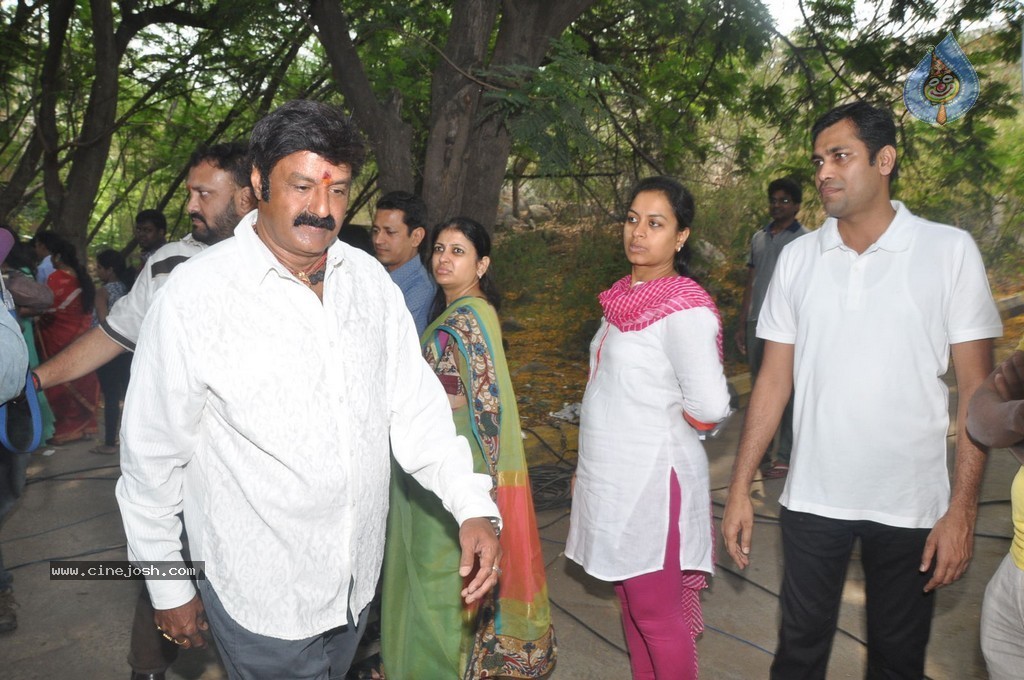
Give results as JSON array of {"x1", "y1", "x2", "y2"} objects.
[{"x1": 289, "y1": 251, "x2": 328, "y2": 288}]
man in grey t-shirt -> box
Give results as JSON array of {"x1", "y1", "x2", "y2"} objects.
[{"x1": 735, "y1": 177, "x2": 807, "y2": 478}]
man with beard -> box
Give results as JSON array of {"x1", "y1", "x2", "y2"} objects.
[
  {"x1": 34, "y1": 142, "x2": 255, "y2": 385},
  {"x1": 33, "y1": 141, "x2": 255, "y2": 680},
  {"x1": 116, "y1": 100, "x2": 501, "y2": 679}
]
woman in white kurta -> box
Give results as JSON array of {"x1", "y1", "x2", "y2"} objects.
[{"x1": 566, "y1": 176, "x2": 731, "y2": 680}]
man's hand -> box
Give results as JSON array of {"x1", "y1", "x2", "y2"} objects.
[
  {"x1": 722, "y1": 492, "x2": 755, "y2": 569},
  {"x1": 993, "y1": 352, "x2": 1024, "y2": 461},
  {"x1": 153, "y1": 594, "x2": 208, "y2": 649},
  {"x1": 993, "y1": 351, "x2": 1024, "y2": 404},
  {"x1": 920, "y1": 507, "x2": 975, "y2": 593},
  {"x1": 458, "y1": 517, "x2": 502, "y2": 604}
]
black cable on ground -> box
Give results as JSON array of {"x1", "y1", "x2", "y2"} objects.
[
  {"x1": 522, "y1": 426, "x2": 576, "y2": 468},
  {"x1": 26, "y1": 463, "x2": 120, "y2": 484},
  {"x1": 537, "y1": 510, "x2": 571, "y2": 531},
  {"x1": 1, "y1": 509, "x2": 120, "y2": 544},
  {"x1": 530, "y1": 465, "x2": 574, "y2": 511},
  {"x1": 9, "y1": 543, "x2": 126, "y2": 571},
  {"x1": 548, "y1": 595, "x2": 628, "y2": 654},
  {"x1": 524, "y1": 425, "x2": 576, "y2": 512}
]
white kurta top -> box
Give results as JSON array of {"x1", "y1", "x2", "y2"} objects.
[
  {"x1": 566, "y1": 306, "x2": 731, "y2": 581},
  {"x1": 116, "y1": 213, "x2": 497, "y2": 639}
]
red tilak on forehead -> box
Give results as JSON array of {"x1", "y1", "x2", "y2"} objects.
[{"x1": 321, "y1": 172, "x2": 332, "y2": 185}]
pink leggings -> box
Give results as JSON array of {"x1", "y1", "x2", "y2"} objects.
[{"x1": 614, "y1": 470, "x2": 703, "y2": 680}]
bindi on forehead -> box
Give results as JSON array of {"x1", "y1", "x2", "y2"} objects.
[{"x1": 321, "y1": 171, "x2": 333, "y2": 186}]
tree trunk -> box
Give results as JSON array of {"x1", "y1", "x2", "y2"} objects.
[
  {"x1": 0, "y1": 132, "x2": 43, "y2": 224},
  {"x1": 37, "y1": 0, "x2": 75, "y2": 237},
  {"x1": 312, "y1": 0, "x2": 596, "y2": 232},
  {"x1": 419, "y1": 0, "x2": 499, "y2": 226},
  {"x1": 50, "y1": 0, "x2": 120, "y2": 254},
  {"x1": 309, "y1": 0, "x2": 415, "y2": 193},
  {"x1": 424, "y1": 0, "x2": 598, "y2": 230}
]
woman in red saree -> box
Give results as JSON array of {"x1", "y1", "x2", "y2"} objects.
[{"x1": 35, "y1": 238, "x2": 99, "y2": 444}]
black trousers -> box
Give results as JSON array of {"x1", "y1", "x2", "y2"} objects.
[
  {"x1": 771, "y1": 507, "x2": 935, "y2": 680},
  {"x1": 96, "y1": 353, "x2": 131, "y2": 446},
  {"x1": 127, "y1": 585, "x2": 178, "y2": 674}
]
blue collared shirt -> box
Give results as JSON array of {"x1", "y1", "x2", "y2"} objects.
[{"x1": 389, "y1": 256, "x2": 436, "y2": 337}]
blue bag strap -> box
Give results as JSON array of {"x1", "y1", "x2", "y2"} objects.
[{"x1": 0, "y1": 369, "x2": 43, "y2": 454}]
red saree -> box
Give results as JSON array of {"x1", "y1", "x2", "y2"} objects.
[{"x1": 37, "y1": 270, "x2": 99, "y2": 444}]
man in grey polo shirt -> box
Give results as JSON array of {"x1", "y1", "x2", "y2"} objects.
[{"x1": 735, "y1": 177, "x2": 807, "y2": 478}]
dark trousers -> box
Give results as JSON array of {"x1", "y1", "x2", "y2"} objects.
[
  {"x1": 127, "y1": 586, "x2": 178, "y2": 674},
  {"x1": 96, "y1": 353, "x2": 131, "y2": 446},
  {"x1": 199, "y1": 579, "x2": 369, "y2": 680},
  {"x1": 771, "y1": 508, "x2": 935, "y2": 680},
  {"x1": 0, "y1": 397, "x2": 32, "y2": 590},
  {"x1": 128, "y1": 514, "x2": 187, "y2": 674}
]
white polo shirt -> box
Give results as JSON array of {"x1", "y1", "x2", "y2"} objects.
[{"x1": 757, "y1": 201, "x2": 1002, "y2": 528}]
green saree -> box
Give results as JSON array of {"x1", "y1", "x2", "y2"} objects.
[{"x1": 381, "y1": 297, "x2": 555, "y2": 679}]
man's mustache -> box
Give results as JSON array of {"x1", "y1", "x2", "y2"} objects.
[
  {"x1": 294, "y1": 212, "x2": 335, "y2": 231},
  {"x1": 189, "y1": 211, "x2": 207, "y2": 227}
]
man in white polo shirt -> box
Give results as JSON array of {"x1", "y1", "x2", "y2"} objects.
[{"x1": 722, "y1": 101, "x2": 1001, "y2": 679}]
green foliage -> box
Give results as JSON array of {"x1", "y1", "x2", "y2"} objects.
[
  {"x1": 490, "y1": 229, "x2": 558, "y2": 300},
  {"x1": 1, "y1": 0, "x2": 1022, "y2": 291}
]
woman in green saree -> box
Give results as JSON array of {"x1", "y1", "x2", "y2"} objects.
[{"x1": 381, "y1": 217, "x2": 555, "y2": 679}]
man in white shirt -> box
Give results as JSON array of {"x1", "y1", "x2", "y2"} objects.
[
  {"x1": 722, "y1": 101, "x2": 1001, "y2": 679},
  {"x1": 33, "y1": 141, "x2": 256, "y2": 680},
  {"x1": 116, "y1": 100, "x2": 501, "y2": 679}
]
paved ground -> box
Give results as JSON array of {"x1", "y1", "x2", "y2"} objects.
[{"x1": 0, "y1": 368, "x2": 1016, "y2": 679}]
